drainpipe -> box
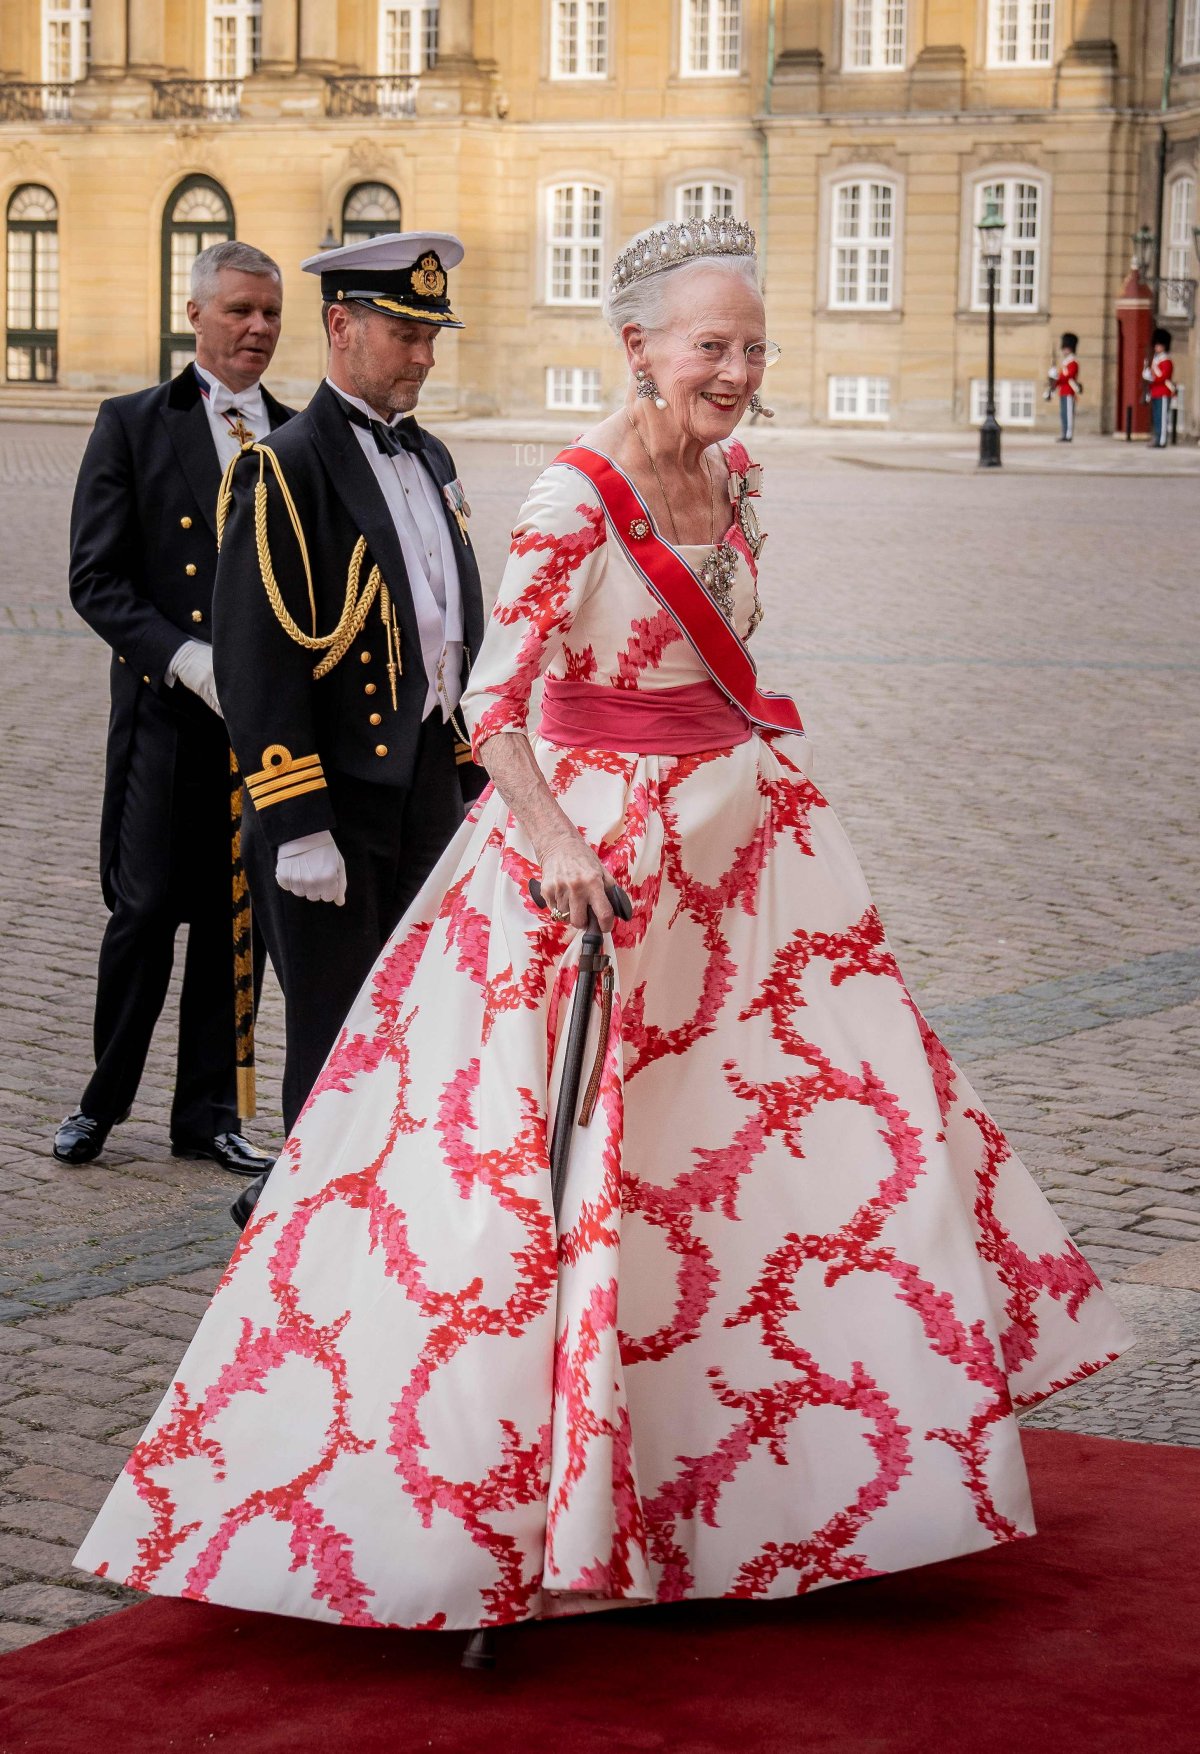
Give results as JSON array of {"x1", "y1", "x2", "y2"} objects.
[{"x1": 758, "y1": 0, "x2": 776, "y2": 288}]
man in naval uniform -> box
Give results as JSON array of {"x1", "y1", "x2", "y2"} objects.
[
  {"x1": 213, "y1": 231, "x2": 486, "y2": 1226},
  {"x1": 56, "y1": 241, "x2": 294, "y2": 1174}
]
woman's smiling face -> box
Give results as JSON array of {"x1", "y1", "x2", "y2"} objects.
[{"x1": 626, "y1": 265, "x2": 769, "y2": 443}]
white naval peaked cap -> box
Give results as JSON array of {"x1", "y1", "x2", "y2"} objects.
[{"x1": 302, "y1": 231, "x2": 466, "y2": 328}]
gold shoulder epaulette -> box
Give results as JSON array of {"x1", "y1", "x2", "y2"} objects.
[{"x1": 216, "y1": 442, "x2": 402, "y2": 706}]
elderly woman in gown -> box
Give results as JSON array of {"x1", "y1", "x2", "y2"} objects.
[{"x1": 76, "y1": 221, "x2": 1130, "y2": 1632}]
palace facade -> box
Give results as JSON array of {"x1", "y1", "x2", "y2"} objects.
[{"x1": 1, "y1": 1, "x2": 1198, "y2": 432}]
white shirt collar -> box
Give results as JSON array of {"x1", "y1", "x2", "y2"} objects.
[{"x1": 194, "y1": 361, "x2": 265, "y2": 418}]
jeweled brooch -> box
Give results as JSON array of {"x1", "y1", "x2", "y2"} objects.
[{"x1": 629, "y1": 516, "x2": 651, "y2": 540}]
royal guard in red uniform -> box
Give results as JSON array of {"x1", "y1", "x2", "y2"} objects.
[
  {"x1": 1045, "y1": 331, "x2": 1081, "y2": 442},
  {"x1": 1143, "y1": 327, "x2": 1176, "y2": 449}
]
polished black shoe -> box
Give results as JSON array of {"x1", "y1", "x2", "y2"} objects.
[
  {"x1": 171, "y1": 1132, "x2": 276, "y2": 1177},
  {"x1": 230, "y1": 1170, "x2": 269, "y2": 1231},
  {"x1": 53, "y1": 1107, "x2": 129, "y2": 1164}
]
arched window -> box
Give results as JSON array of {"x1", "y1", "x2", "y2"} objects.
[
  {"x1": 6, "y1": 185, "x2": 59, "y2": 382},
  {"x1": 546, "y1": 184, "x2": 604, "y2": 305},
  {"x1": 160, "y1": 176, "x2": 234, "y2": 380},
  {"x1": 680, "y1": 0, "x2": 741, "y2": 76},
  {"x1": 971, "y1": 176, "x2": 1043, "y2": 311},
  {"x1": 207, "y1": 0, "x2": 261, "y2": 79},
  {"x1": 676, "y1": 181, "x2": 737, "y2": 222},
  {"x1": 43, "y1": 2, "x2": 91, "y2": 83},
  {"x1": 843, "y1": 0, "x2": 906, "y2": 70},
  {"x1": 1162, "y1": 175, "x2": 1196, "y2": 320},
  {"x1": 341, "y1": 183, "x2": 403, "y2": 243},
  {"x1": 987, "y1": 0, "x2": 1053, "y2": 68},
  {"x1": 829, "y1": 177, "x2": 897, "y2": 309}
]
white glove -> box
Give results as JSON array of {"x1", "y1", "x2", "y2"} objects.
[
  {"x1": 168, "y1": 640, "x2": 223, "y2": 717},
  {"x1": 276, "y1": 831, "x2": 347, "y2": 906}
]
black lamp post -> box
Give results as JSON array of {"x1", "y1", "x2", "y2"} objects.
[
  {"x1": 318, "y1": 221, "x2": 340, "y2": 252},
  {"x1": 977, "y1": 198, "x2": 1005, "y2": 469}
]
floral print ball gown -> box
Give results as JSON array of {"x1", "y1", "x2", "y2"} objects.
[{"x1": 76, "y1": 442, "x2": 1131, "y2": 1630}]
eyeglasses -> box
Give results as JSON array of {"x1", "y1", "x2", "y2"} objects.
[{"x1": 654, "y1": 332, "x2": 782, "y2": 370}]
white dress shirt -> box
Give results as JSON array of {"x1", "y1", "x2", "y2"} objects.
[
  {"x1": 193, "y1": 361, "x2": 270, "y2": 469},
  {"x1": 327, "y1": 379, "x2": 464, "y2": 722}
]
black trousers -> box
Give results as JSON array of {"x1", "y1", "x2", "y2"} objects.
[
  {"x1": 82, "y1": 691, "x2": 265, "y2": 1139},
  {"x1": 243, "y1": 713, "x2": 465, "y2": 1133}
]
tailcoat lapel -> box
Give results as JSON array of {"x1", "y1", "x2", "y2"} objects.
[{"x1": 159, "y1": 366, "x2": 222, "y2": 538}]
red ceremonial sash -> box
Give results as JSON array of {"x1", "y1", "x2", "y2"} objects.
[{"x1": 553, "y1": 445, "x2": 804, "y2": 737}]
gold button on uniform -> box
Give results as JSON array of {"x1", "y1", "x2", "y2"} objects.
[
  {"x1": 360, "y1": 651, "x2": 372, "y2": 665},
  {"x1": 374, "y1": 744, "x2": 388, "y2": 757},
  {"x1": 180, "y1": 516, "x2": 192, "y2": 529},
  {"x1": 142, "y1": 674, "x2": 150, "y2": 684},
  {"x1": 364, "y1": 682, "x2": 377, "y2": 696},
  {"x1": 369, "y1": 712, "x2": 382, "y2": 726},
  {"x1": 185, "y1": 563, "x2": 197, "y2": 577},
  {"x1": 191, "y1": 610, "x2": 203, "y2": 623},
  {"x1": 118, "y1": 655, "x2": 126, "y2": 665}
]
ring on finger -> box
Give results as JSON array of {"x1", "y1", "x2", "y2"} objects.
[{"x1": 549, "y1": 905, "x2": 570, "y2": 923}]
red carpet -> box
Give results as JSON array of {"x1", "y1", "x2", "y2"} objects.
[{"x1": 1, "y1": 1429, "x2": 1196, "y2": 1754}]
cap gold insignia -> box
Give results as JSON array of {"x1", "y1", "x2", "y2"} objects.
[{"x1": 412, "y1": 253, "x2": 447, "y2": 299}]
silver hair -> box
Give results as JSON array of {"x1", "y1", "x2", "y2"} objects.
[
  {"x1": 602, "y1": 229, "x2": 761, "y2": 338},
  {"x1": 190, "y1": 240, "x2": 281, "y2": 306}
]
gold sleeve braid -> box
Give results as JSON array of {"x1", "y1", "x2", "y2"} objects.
[{"x1": 216, "y1": 444, "x2": 402, "y2": 707}]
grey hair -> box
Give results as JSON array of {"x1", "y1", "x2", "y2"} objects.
[
  {"x1": 190, "y1": 240, "x2": 281, "y2": 306},
  {"x1": 602, "y1": 230, "x2": 761, "y2": 339}
]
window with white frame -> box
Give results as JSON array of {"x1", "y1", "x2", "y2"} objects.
[
  {"x1": 828, "y1": 375, "x2": 890, "y2": 420},
  {"x1": 843, "y1": 0, "x2": 906, "y2": 70},
  {"x1": 7, "y1": 186, "x2": 59, "y2": 383},
  {"x1": 546, "y1": 367, "x2": 602, "y2": 410},
  {"x1": 1183, "y1": 0, "x2": 1200, "y2": 64},
  {"x1": 987, "y1": 0, "x2": 1053, "y2": 67},
  {"x1": 1162, "y1": 175, "x2": 1196, "y2": 319},
  {"x1": 681, "y1": 0, "x2": 741, "y2": 76},
  {"x1": 830, "y1": 178, "x2": 897, "y2": 308},
  {"x1": 342, "y1": 182, "x2": 403, "y2": 243},
  {"x1": 676, "y1": 181, "x2": 737, "y2": 222},
  {"x1": 972, "y1": 177, "x2": 1043, "y2": 311},
  {"x1": 969, "y1": 379, "x2": 1035, "y2": 424},
  {"x1": 551, "y1": 1, "x2": 608, "y2": 78},
  {"x1": 207, "y1": 0, "x2": 261, "y2": 79},
  {"x1": 380, "y1": 1, "x2": 439, "y2": 75},
  {"x1": 43, "y1": 1, "x2": 90, "y2": 83},
  {"x1": 546, "y1": 184, "x2": 604, "y2": 304}
]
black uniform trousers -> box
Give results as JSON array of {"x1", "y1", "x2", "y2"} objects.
[
  {"x1": 82, "y1": 689, "x2": 265, "y2": 1139},
  {"x1": 242, "y1": 712, "x2": 465, "y2": 1133}
]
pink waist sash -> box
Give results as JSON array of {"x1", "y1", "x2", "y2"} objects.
[{"x1": 537, "y1": 675, "x2": 752, "y2": 755}]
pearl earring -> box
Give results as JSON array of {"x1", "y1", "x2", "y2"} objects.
[
  {"x1": 636, "y1": 368, "x2": 668, "y2": 411},
  {"x1": 748, "y1": 392, "x2": 775, "y2": 419}
]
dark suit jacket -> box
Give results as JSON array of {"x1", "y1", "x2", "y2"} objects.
[
  {"x1": 212, "y1": 381, "x2": 487, "y2": 851},
  {"x1": 69, "y1": 365, "x2": 295, "y2": 899}
]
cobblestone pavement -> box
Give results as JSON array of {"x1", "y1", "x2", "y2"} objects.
[{"x1": 0, "y1": 423, "x2": 1197, "y2": 1652}]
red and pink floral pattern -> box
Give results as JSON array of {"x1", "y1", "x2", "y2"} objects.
[{"x1": 76, "y1": 457, "x2": 1131, "y2": 1631}]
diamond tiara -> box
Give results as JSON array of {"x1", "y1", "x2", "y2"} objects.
[{"x1": 609, "y1": 218, "x2": 758, "y2": 296}]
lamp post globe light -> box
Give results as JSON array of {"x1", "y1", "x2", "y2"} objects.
[
  {"x1": 976, "y1": 198, "x2": 1005, "y2": 468},
  {"x1": 1133, "y1": 224, "x2": 1156, "y2": 281}
]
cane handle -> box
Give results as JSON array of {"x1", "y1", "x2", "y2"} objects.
[{"x1": 528, "y1": 877, "x2": 632, "y2": 922}]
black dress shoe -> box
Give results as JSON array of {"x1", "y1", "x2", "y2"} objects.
[
  {"x1": 171, "y1": 1132, "x2": 276, "y2": 1177},
  {"x1": 53, "y1": 1107, "x2": 129, "y2": 1164},
  {"x1": 230, "y1": 1170, "x2": 270, "y2": 1231}
]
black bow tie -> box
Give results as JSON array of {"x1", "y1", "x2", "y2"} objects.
[{"x1": 339, "y1": 397, "x2": 425, "y2": 457}]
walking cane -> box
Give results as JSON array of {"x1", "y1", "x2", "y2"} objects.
[
  {"x1": 230, "y1": 752, "x2": 256, "y2": 1119},
  {"x1": 460, "y1": 873, "x2": 632, "y2": 1674}
]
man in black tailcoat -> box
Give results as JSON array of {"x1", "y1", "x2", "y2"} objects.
[
  {"x1": 56, "y1": 241, "x2": 294, "y2": 1174},
  {"x1": 213, "y1": 232, "x2": 487, "y2": 1227}
]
